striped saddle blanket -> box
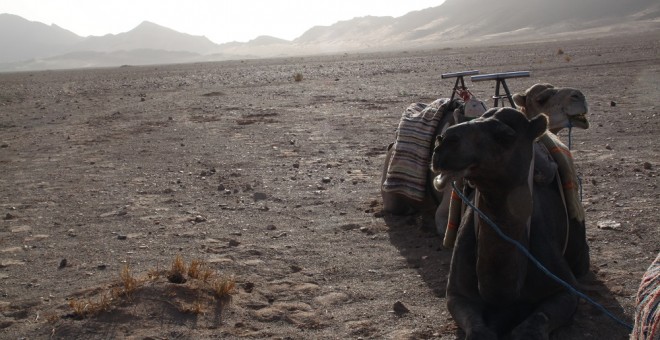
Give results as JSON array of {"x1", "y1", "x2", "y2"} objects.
[{"x1": 382, "y1": 98, "x2": 455, "y2": 201}]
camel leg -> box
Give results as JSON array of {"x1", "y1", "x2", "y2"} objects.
[
  {"x1": 447, "y1": 297, "x2": 498, "y2": 340},
  {"x1": 447, "y1": 211, "x2": 497, "y2": 339},
  {"x1": 509, "y1": 291, "x2": 578, "y2": 340}
]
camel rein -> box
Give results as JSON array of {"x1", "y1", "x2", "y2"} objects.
[{"x1": 450, "y1": 181, "x2": 633, "y2": 331}]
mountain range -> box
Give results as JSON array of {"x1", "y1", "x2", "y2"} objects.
[{"x1": 1, "y1": 0, "x2": 658, "y2": 72}]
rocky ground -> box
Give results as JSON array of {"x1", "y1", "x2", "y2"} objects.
[{"x1": 0, "y1": 31, "x2": 658, "y2": 339}]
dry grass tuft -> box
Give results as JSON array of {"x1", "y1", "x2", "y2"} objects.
[
  {"x1": 68, "y1": 293, "x2": 112, "y2": 318},
  {"x1": 179, "y1": 300, "x2": 206, "y2": 315},
  {"x1": 119, "y1": 264, "x2": 140, "y2": 296},
  {"x1": 293, "y1": 72, "x2": 303, "y2": 82},
  {"x1": 187, "y1": 259, "x2": 203, "y2": 279},
  {"x1": 557, "y1": 48, "x2": 565, "y2": 55},
  {"x1": 211, "y1": 276, "x2": 236, "y2": 300},
  {"x1": 168, "y1": 254, "x2": 187, "y2": 284}
]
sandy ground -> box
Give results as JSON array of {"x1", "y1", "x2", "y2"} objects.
[{"x1": 0, "y1": 31, "x2": 658, "y2": 339}]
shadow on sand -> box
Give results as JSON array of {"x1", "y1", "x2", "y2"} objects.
[{"x1": 382, "y1": 211, "x2": 633, "y2": 339}]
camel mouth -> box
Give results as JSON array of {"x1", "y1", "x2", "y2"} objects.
[
  {"x1": 461, "y1": 164, "x2": 479, "y2": 180},
  {"x1": 569, "y1": 112, "x2": 589, "y2": 129}
]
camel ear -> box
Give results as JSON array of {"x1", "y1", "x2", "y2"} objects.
[
  {"x1": 534, "y1": 88, "x2": 558, "y2": 106},
  {"x1": 481, "y1": 107, "x2": 499, "y2": 119},
  {"x1": 529, "y1": 114, "x2": 548, "y2": 139},
  {"x1": 513, "y1": 93, "x2": 526, "y2": 108},
  {"x1": 492, "y1": 121, "x2": 517, "y2": 144}
]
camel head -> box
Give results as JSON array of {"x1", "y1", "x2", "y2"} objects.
[
  {"x1": 513, "y1": 83, "x2": 589, "y2": 134},
  {"x1": 432, "y1": 107, "x2": 547, "y2": 188}
]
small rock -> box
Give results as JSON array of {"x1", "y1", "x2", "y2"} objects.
[
  {"x1": 58, "y1": 259, "x2": 67, "y2": 269},
  {"x1": 117, "y1": 234, "x2": 127, "y2": 240},
  {"x1": 194, "y1": 215, "x2": 207, "y2": 223},
  {"x1": 228, "y1": 239, "x2": 241, "y2": 247},
  {"x1": 0, "y1": 142, "x2": 8, "y2": 148},
  {"x1": 293, "y1": 162, "x2": 300, "y2": 169},
  {"x1": 605, "y1": 144, "x2": 612, "y2": 150},
  {"x1": 597, "y1": 220, "x2": 621, "y2": 230},
  {"x1": 253, "y1": 192, "x2": 268, "y2": 201},
  {"x1": 243, "y1": 281, "x2": 255, "y2": 293},
  {"x1": 392, "y1": 301, "x2": 410, "y2": 315},
  {"x1": 610, "y1": 101, "x2": 616, "y2": 107},
  {"x1": 643, "y1": 162, "x2": 652, "y2": 170},
  {"x1": 266, "y1": 224, "x2": 277, "y2": 230},
  {"x1": 0, "y1": 319, "x2": 15, "y2": 329},
  {"x1": 340, "y1": 223, "x2": 360, "y2": 231},
  {"x1": 272, "y1": 232, "x2": 287, "y2": 239},
  {"x1": 97, "y1": 264, "x2": 107, "y2": 270},
  {"x1": 359, "y1": 226, "x2": 374, "y2": 235},
  {"x1": 4, "y1": 213, "x2": 15, "y2": 220},
  {"x1": 321, "y1": 177, "x2": 331, "y2": 183}
]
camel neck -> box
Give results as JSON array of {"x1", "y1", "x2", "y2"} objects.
[{"x1": 473, "y1": 154, "x2": 535, "y2": 305}]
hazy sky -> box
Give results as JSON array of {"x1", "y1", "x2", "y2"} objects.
[{"x1": 0, "y1": 0, "x2": 445, "y2": 43}]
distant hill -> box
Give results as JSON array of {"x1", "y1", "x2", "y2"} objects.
[
  {"x1": 0, "y1": 13, "x2": 83, "y2": 63},
  {"x1": 1, "y1": 0, "x2": 659, "y2": 71},
  {"x1": 287, "y1": 0, "x2": 660, "y2": 49},
  {"x1": 72, "y1": 21, "x2": 220, "y2": 55}
]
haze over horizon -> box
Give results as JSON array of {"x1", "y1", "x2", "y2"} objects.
[{"x1": 0, "y1": 0, "x2": 445, "y2": 43}]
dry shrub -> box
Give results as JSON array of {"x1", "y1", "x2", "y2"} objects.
[
  {"x1": 557, "y1": 48, "x2": 565, "y2": 55},
  {"x1": 179, "y1": 300, "x2": 206, "y2": 315},
  {"x1": 212, "y1": 276, "x2": 236, "y2": 300},
  {"x1": 187, "y1": 259, "x2": 215, "y2": 283},
  {"x1": 187, "y1": 259, "x2": 203, "y2": 279},
  {"x1": 66, "y1": 255, "x2": 236, "y2": 319},
  {"x1": 68, "y1": 293, "x2": 112, "y2": 318},
  {"x1": 119, "y1": 264, "x2": 140, "y2": 296},
  {"x1": 168, "y1": 254, "x2": 187, "y2": 284},
  {"x1": 564, "y1": 55, "x2": 572, "y2": 62},
  {"x1": 293, "y1": 72, "x2": 303, "y2": 82}
]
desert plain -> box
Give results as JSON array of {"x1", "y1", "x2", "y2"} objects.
[{"x1": 0, "y1": 31, "x2": 658, "y2": 339}]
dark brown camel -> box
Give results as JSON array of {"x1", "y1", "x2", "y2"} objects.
[{"x1": 431, "y1": 107, "x2": 590, "y2": 339}]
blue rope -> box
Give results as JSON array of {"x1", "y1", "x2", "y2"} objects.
[{"x1": 450, "y1": 181, "x2": 633, "y2": 331}]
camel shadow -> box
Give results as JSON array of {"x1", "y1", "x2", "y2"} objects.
[
  {"x1": 555, "y1": 270, "x2": 633, "y2": 339},
  {"x1": 383, "y1": 213, "x2": 454, "y2": 298}
]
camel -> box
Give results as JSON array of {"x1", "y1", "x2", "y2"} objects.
[
  {"x1": 381, "y1": 84, "x2": 590, "y2": 236},
  {"x1": 513, "y1": 83, "x2": 589, "y2": 133},
  {"x1": 433, "y1": 83, "x2": 590, "y2": 236},
  {"x1": 431, "y1": 107, "x2": 590, "y2": 339}
]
